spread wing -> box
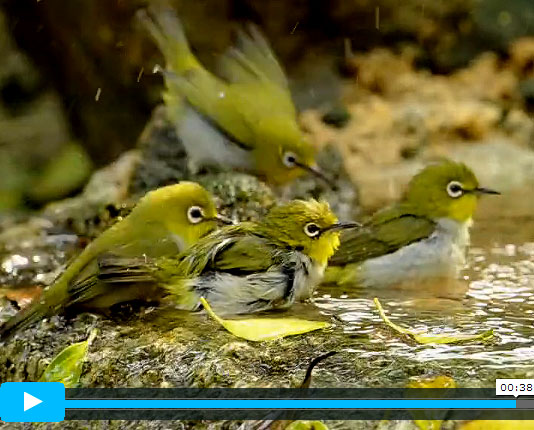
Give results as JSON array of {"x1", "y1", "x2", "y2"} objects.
[
  {"x1": 218, "y1": 25, "x2": 288, "y2": 88},
  {"x1": 329, "y1": 211, "x2": 436, "y2": 265}
]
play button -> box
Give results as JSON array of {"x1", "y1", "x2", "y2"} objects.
[
  {"x1": 24, "y1": 392, "x2": 43, "y2": 411},
  {"x1": 0, "y1": 382, "x2": 65, "y2": 422}
]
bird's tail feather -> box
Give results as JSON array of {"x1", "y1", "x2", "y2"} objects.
[{"x1": 137, "y1": 5, "x2": 200, "y2": 74}]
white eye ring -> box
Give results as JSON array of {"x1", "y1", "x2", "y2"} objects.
[
  {"x1": 282, "y1": 151, "x2": 297, "y2": 168},
  {"x1": 446, "y1": 181, "x2": 464, "y2": 198},
  {"x1": 187, "y1": 205, "x2": 204, "y2": 224},
  {"x1": 304, "y1": 222, "x2": 321, "y2": 238}
]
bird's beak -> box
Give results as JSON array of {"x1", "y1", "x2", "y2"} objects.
[
  {"x1": 323, "y1": 221, "x2": 362, "y2": 232},
  {"x1": 214, "y1": 214, "x2": 235, "y2": 225},
  {"x1": 475, "y1": 187, "x2": 500, "y2": 195},
  {"x1": 294, "y1": 161, "x2": 338, "y2": 190}
]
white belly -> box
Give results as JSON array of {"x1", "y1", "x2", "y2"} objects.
[
  {"x1": 359, "y1": 218, "x2": 471, "y2": 288},
  {"x1": 177, "y1": 106, "x2": 253, "y2": 171}
]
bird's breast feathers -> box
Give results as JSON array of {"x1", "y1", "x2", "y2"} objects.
[
  {"x1": 293, "y1": 253, "x2": 325, "y2": 301},
  {"x1": 359, "y1": 217, "x2": 472, "y2": 287}
]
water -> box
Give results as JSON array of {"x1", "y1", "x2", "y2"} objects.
[
  {"x1": 314, "y1": 188, "x2": 534, "y2": 373},
  {"x1": 0, "y1": 187, "x2": 533, "y2": 390}
]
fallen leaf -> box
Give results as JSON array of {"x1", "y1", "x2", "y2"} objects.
[
  {"x1": 413, "y1": 421, "x2": 442, "y2": 430},
  {"x1": 285, "y1": 421, "x2": 329, "y2": 430},
  {"x1": 407, "y1": 375, "x2": 457, "y2": 389},
  {"x1": 39, "y1": 330, "x2": 97, "y2": 387},
  {"x1": 407, "y1": 375, "x2": 458, "y2": 430},
  {"x1": 201, "y1": 298, "x2": 330, "y2": 342},
  {"x1": 374, "y1": 298, "x2": 493, "y2": 344}
]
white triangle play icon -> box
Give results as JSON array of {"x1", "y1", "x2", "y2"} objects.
[{"x1": 24, "y1": 392, "x2": 43, "y2": 411}]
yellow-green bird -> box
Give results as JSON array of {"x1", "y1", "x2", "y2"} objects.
[
  {"x1": 325, "y1": 161, "x2": 500, "y2": 287},
  {"x1": 0, "y1": 182, "x2": 229, "y2": 340},
  {"x1": 138, "y1": 6, "x2": 325, "y2": 185},
  {"x1": 95, "y1": 200, "x2": 359, "y2": 315}
]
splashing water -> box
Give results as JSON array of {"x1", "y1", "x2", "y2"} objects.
[{"x1": 315, "y1": 187, "x2": 534, "y2": 371}]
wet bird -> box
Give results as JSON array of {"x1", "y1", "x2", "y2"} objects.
[
  {"x1": 325, "y1": 161, "x2": 500, "y2": 287},
  {"x1": 0, "y1": 182, "x2": 229, "y2": 340},
  {"x1": 95, "y1": 200, "x2": 359, "y2": 315},
  {"x1": 138, "y1": 6, "x2": 330, "y2": 186}
]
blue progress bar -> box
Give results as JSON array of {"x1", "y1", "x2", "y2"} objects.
[{"x1": 65, "y1": 399, "x2": 517, "y2": 409}]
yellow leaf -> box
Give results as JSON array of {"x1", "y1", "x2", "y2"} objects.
[
  {"x1": 414, "y1": 420, "x2": 442, "y2": 430},
  {"x1": 39, "y1": 330, "x2": 96, "y2": 387},
  {"x1": 286, "y1": 421, "x2": 329, "y2": 430},
  {"x1": 383, "y1": 373, "x2": 458, "y2": 430},
  {"x1": 407, "y1": 375, "x2": 457, "y2": 389},
  {"x1": 407, "y1": 376, "x2": 457, "y2": 430},
  {"x1": 200, "y1": 298, "x2": 330, "y2": 341},
  {"x1": 412, "y1": 331, "x2": 493, "y2": 344},
  {"x1": 374, "y1": 298, "x2": 493, "y2": 345}
]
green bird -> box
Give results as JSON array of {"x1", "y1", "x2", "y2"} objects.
[
  {"x1": 138, "y1": 6, "x2": 328, "y2": 185},
  {"x1": 325, "y1": 161, "x2": 500, "y2": 287},
  {"x1": 94, "y1": 200, "x2": 359, "y2": 315},
  {"x1": 0, "y1": 182, "x2": 229, "y2": 340}
]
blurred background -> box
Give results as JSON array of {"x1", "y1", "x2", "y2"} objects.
[{"x1": 0, "y1": 0, "x2": 533, "y2": 211}]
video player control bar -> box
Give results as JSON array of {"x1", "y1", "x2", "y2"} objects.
[{"x1": 2, "y1": 383, "x2": 534, "y2": 423}]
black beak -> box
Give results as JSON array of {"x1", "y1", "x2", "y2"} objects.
[
  {"x1": 294, "y1": 161, "x2": 338, "y2": 190},
  {"x1": 475, "y1": 187, "x2": 500, "y2": 195},
  {"x1": 206, "y1": 215, "x2": 235, "y2": 225},
  {"x1": 323, "y1": 221, "x2": 362, "y2": 232}
]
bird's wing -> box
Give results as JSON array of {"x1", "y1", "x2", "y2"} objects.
[
  {"x1": 61, "y1": 254, "x2": 157, "y2": 307},
  {"x1": 109, "y1": 234, "x2": 181, "y2": 258},
  {"x1": 329, "y1": 212, "x2": 436, "y2": 265},
  {"x1": 61, "y1": 228, "x2": 181, "y2": 301},
  {"x1": 157, "y1": 23, "x2": 296, "y2": 147},
  {"x1": 171, "y1": 225, "x2": 275, "y2": 276},
  {"x1": 95, "y1": 254, "x2": 158, "y2": 284},
  {"x1": 210, "y1": 235, "x2": 276, "y2": 274},
  {"x1": 218, "y1": 25, "x2": 288, "y2": 88},
  {"x1": 144, "y1": 227, "x2": 276, "y2": 312},
  {"x1": 167, "y1": 72, "x2": 260, "y2": 148},
  {"x1": 138, "y1": 6, "x2": 256, "y2": 146}
]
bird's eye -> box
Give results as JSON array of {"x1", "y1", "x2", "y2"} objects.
[
  {"x1": 446, "y1": 181, "x2": 464, "y2": 198},
  {"x1": 304, "y1": 222, "x2": 321, "y2": 238},
  {"x1": 282, "y1": 151, "x2": 297, "y2": 168},
  {"x1": 187, "y1": 205, "x2": 204, "y2": 224}
]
